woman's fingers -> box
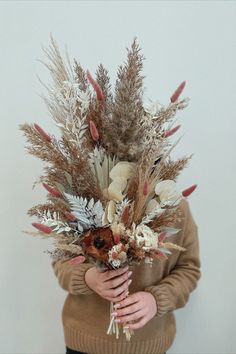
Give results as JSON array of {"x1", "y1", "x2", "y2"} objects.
[
  {"x1": 103, "y1": 266, "x2": 129, "y2": 281},
  {"x1": 114, "y1": 293, "x2": 139, "y2": 309},
  {"x1": 107, "y1": 270, "x2": 132, "y2": 289},
  {"x1": 124, "y1": 317, "x2": 147, "y2": 330},
  {"x1": 105, "y1": 278, "x2": 132, "y2": 300},
  {"x1": 106, "y1": 289, "x2": 128, "y2": 303},
  {"x1": 113, "y1": 300, "x2": 141, "y2": 318},
  {"x1": 115, "y1": 309, "x2": 144, "y2": 324}
]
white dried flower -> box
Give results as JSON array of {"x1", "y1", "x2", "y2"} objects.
[
  {"x1": 133, "y1": 224, "x2": 159, "y2": 251},
  {"x1": 155, "y1": 180, "x2": 182, "y2": 207}
]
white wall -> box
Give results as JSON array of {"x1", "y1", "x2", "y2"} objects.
[{"x1": 0, "y1": 1, "x2": 235, "y2": 353}]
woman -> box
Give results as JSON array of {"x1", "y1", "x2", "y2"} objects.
[{"x1": 52, "y1": 198, "x2": 201, "y2": 354}]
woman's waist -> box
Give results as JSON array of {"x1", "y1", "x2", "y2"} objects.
[{"x1": 62, "y1": 294, "x2": 176, "y2": 342}]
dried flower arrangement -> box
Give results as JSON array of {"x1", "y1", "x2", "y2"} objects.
[{"x1": 20, "y1": 34, "x2": 197, "y2": 340}]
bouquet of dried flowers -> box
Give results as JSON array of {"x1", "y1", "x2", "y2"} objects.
[{"x1": 20, "y1": 34, "x2": 197, "y2": 340}]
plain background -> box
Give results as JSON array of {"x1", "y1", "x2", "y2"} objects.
[{"x1": 0, "y1": 1, "x2": 235, "y2": 353}]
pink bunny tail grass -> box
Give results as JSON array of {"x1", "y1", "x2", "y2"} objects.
[
  {"x1": 158, "y1": 232, "x2": 167, "y2": 243},
  {"x1": 163, "y1": 124, "x2": 181, "y2": 138},
  {"x1": 113, "y1": 233, "x2": 121, "y2": 245},
  {"x1": 89, "y1": 120, "x2": 100, "y2": 142},
  {"x1": 170, "y1": 81, "x2": 186, "y2": 103},
  {"x1": 69, "y1": 255, "x2": 86, "y2": 265},
  {"x1": 34, "y1": 123, "x2": 52, "y2": 142},
  {"x1": 32, "y1": 223, "x2": 52, "y2": 234},
  {"x1": 42, "y1": 183, "x2": 61, "y2": 197},
  {"x1": 121, "y1": 206, "x2": 130, "y2": 225},
  {"x1": 86, "y1": 70, "x2": 104, "y2": 101},
  {"x1": 182, "y1": 184, "x2": 197, "y2": 197},
  {"x1": 143, "y1": 180, "x2": 149, "y2": 196},
  {"x1": 64, "y1": 211, "x2": 77, "y2": 222}
]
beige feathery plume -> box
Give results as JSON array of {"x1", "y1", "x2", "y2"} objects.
[{"x1": 159, "y1": 242, "x2": 186, "y2": 252}]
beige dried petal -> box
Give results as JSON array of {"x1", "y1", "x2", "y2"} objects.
[
  {"x1": 107, "y1": 200, "x2": 116, "y2": 223},
  {"x1": 145, "y1": 199, "x2": 160, "y2": 214},
  {"x1": 155, "y1": 180, "x2": 176, "y2": 196},
  {"x1": 108, "y1": 179, "x2": 126, "y2": 202},
  {"x1": 113, "y1": 177, "x2": 127, "y2": 191},
  {"x1": 102, "y1": 188, "x2": 110, "y2": 199},
  {"x1": 110, "y1": 161, "x2": 136, "y2": 180},
  {"x1": 108, "y1": 186, "x2": 124, "y2": 202},
  {"x1": 155, "y1": 179, "x2": 182, "y2": 206}
]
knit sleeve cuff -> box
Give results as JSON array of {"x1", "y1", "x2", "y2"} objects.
[
  {"x1": 145, "y1": 285, "x2": 175, "y2": 317},
  {"x1": 70, "y1": 263, "x2": 95, "y2": 295}
]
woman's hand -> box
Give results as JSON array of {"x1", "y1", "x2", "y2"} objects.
[
  {"x1": 111, "y1": 291, "x2": 157, "y2": 330},
  {"x1": 85, "y1": 265, "x2": 132, "y2": 302}
]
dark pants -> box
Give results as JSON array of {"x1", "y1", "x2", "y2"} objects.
[
  {"x1": 66, "y1": 347, "x2": 166, "y2": 354},
  {"x1": 66, "y1": 347, "x2": 87, "y2": 354}
]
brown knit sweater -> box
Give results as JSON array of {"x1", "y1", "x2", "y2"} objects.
[{"x1": 52, "y1": 199, "x2": 201, "y2": 354}]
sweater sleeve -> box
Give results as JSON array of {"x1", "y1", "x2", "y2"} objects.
[
  {"x1": 51, "y1": 258, "x2": 95, "y2": 295},
  {"x1": 145, "y1": 199, "x2": 201, "y2": 317}
]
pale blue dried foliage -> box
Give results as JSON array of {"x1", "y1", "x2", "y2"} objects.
[{"x1": 64, "y1": 192, "x2": 104, "y2": 232}]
